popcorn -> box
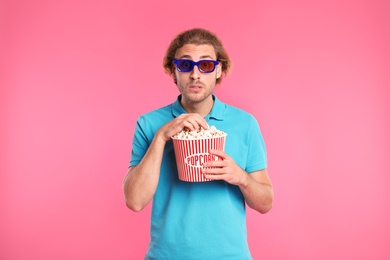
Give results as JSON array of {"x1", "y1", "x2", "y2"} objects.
[
  {"x1": 171, "y1": 125, "x2": 227, "y2": 182},
  {"x1": 172, "y1": 126, "x2": 226, "y2": 139}
]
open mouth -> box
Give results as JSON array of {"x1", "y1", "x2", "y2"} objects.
[{"x1": 188, "y1": 83, "x2": 204, "y2": 91}]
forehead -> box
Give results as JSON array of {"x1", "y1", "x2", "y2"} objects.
[{"x1": 175, "y1": 44, "x2": 217, "y2": 60}]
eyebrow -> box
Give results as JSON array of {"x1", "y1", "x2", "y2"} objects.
[{"x1": 177, "y1": 54, "x2": 215, "y2": 60}]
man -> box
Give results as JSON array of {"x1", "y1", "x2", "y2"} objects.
[{"x1": 123, "y1": 28, "x2": 273, "y2": 259}]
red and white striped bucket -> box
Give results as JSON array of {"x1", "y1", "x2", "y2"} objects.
[{"x1": 172, "y1": 135, "x2": 227, "y2": 182}]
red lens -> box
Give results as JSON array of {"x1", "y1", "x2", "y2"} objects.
[{"x1": 199, "y1": 61, "x2": 215, "y2": 72}]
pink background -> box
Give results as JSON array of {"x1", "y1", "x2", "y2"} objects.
[{"x1": 1, "y1": 0, "x2": 389, "y2": 259}]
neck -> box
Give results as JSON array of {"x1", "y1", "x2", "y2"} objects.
[{"x1": 180, "y1": 95, "x2": 214, "y2": 117}]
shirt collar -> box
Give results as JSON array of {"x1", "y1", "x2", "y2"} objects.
[{"x1": 171, "y1": 94, "x2": 225, "y2": 121}]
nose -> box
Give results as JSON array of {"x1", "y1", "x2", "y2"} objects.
[{"x1": 190, "y1": 65, "x2": 201, "y2": 80}]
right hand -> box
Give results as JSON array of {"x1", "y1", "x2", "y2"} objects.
[{"x1": 156, "y1": 113, "x2": 209, "y2": 142}]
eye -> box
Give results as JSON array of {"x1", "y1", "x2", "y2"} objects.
[
  {"x1": 179, "y1": 60, "x2": 192, "y2": 70},
  {"x1": 200, "y1": 61, "x2": 213, "y2": 71}
]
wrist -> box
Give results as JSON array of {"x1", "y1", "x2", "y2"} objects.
[
  {"x1": 154, "y1": 131, "x2": 169, "y2": 144},
  {"x1": 238, "y1": 171, "x2": 250, "y2": 188}
]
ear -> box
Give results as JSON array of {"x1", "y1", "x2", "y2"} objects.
[
  {"x1": 165, "y1": 66, "x2": 177, "y2": 79},
  {"x1": 216, "y1": 62, "x2": 222, "y2": 79},
  {"x1": 171, "y1": 71, "x2": 178, "y2": 84},
  {"x1": 171, "y1": 71, "x2": 177, "y2": 80}
]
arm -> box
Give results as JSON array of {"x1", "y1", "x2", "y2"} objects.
[
  {"x1": 122, "y1": 135, "x2": 166, "y2": 212},
  {"x1": 202, "y1": 150, "x2": 274, "y2": 214},
  {"x1": 238, "y1": 168, "x2": 273, "y2": 214},
  {"x1": 123, "y1": 113, "x2": 208, "y2": 212}
]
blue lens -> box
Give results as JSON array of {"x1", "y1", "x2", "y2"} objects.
[{"x1": 177, "y1": 60, "x2": 193, "y2": 72}]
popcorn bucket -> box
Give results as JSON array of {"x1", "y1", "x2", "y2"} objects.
[{"x1": 172, "y1": 135, "x2": 227, "y2": 182}]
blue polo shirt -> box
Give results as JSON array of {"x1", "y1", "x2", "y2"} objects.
[{"x1": 130, "y1": 95, "x2": 267, "y2": 260}]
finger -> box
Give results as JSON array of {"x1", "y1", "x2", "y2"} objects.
[
  {"x1": 202, "y1": 167, "x2": 225, "y2": 175},
  {"x1": 203, "y1": 159, "x2": 226, "y2": 168},
  {"x1": 187, "y1": 114, "x2": 208, "y2": 130},
  {"x1": 182, "y1": 119, "x2": 198, "y2": 131},
  {"x1": 195, "y1": 117, "x2": 209, "y2": 129},
  {"x1": 183, "y1": 118, "x2": 208, "y2": 132},
  {"x1": 203, "y1": 174, "x2": 224, "y2": 181},
  {"x1": 208, "y1": 149, "x2": 227, "y2": 159}
]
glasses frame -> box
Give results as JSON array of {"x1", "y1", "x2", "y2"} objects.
[{"x1": 173, "y1": 59, "x2": 219, "y2": 73}]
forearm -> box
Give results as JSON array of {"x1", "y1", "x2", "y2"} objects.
[
  {"x1": 123, "y1": 113, "x2": 209, "y2": 211},
  {"x1": 123, "y1": 135, "x2": 166, "y2": 211},
  {"x1": 239, "y1": 173, "x2": 274, "y2": 214}
]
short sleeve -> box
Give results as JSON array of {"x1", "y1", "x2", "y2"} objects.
[
  {"x1": 245, "y1": 116, "x2": 267, "y2": 173},
  {"x1": 129, "y1": 116, "x2": 150, "y2": 167}
]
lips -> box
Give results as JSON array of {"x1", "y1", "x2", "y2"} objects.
[
  {"x1": 188, "y1": 85, "x2": 203, "y2": 93},
  {"x1": 188, "y1": 81, "x2": 205, "y2": 90},
  {"x1": 189, "y1": 85, "x2": 203, "y2": 89}
]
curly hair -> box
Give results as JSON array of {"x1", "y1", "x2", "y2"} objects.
[{"x1": 163, "y1": 28, "x2": 232, "y2": 84}]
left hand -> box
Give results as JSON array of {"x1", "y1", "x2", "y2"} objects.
[{"x1": 202, "y1": 149, "x2": 248, "y2": 186}]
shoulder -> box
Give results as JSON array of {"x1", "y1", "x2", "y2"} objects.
[
  {"x1": 224, "y1": 103, "x2": 258, "y2": 123},
  {"x1": 137, "y1": 104, "x2": 172, "y2": 122},
  {"x1": 134, "y1": 104, "x2": 174, "y2": 135}
]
